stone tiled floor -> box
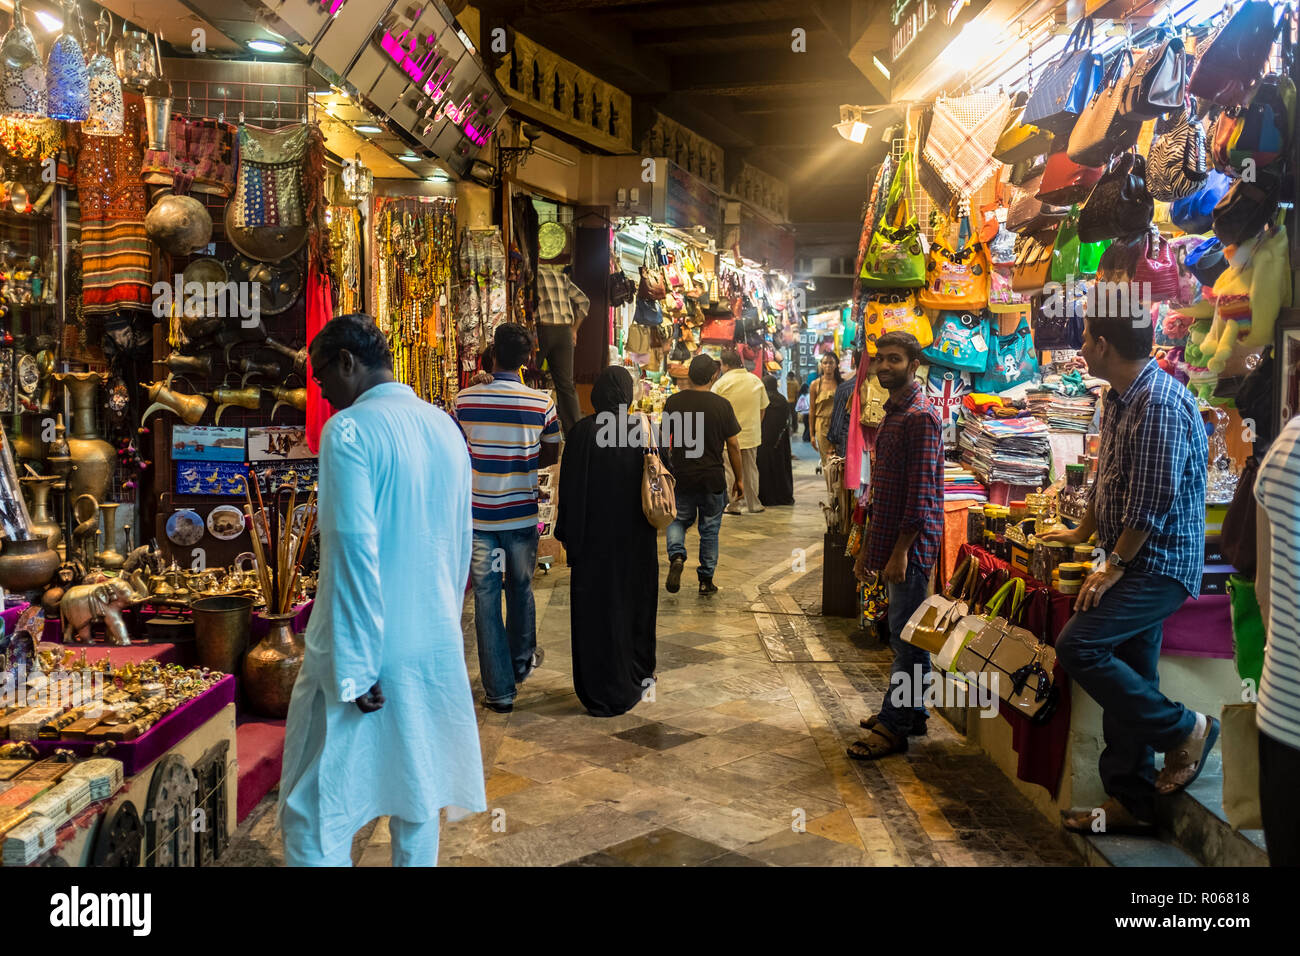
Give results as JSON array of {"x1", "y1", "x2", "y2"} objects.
[{"x1": 223, "y1": 441, "x2": 1082, "y2": 867}]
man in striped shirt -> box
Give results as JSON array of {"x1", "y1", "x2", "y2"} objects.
[{"x1": 453, "y1": 324, "x2": 561, "y2": 713}]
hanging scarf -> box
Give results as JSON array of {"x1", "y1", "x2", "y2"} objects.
[{"x1": 305, "y1": 265, "x2": 334, "y2": 453}]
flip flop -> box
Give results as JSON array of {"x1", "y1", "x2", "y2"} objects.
[{"x1": 1156, "y1": 716, "x2": 1220, "y2": 795}]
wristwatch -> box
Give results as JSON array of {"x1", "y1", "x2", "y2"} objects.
[{"x1": 1107, "y1": 551, "x2": 1130, "y2": 572}]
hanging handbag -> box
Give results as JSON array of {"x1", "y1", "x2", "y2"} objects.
[
  {"x1": 1037, "y1": 150, "x2": 1103, "y2": 206},
  {"x1": 860, "y1": 152, "x2": 926, "y2": 288},
  {"x1": 1212, "y1": 74, "x2": 1296, "y2": 177},
  {"x1": 994, "y1": 93, "x2": 1054, "y2": 164},
  {"x1": 863, "y1": 292, "x2": 934, "y2": 353},
  {"x1": 1078, "y1": 235, "x2": 1109, "y2": 276},
  {"x1": 1185, "y1": 235, "x2": 1228, "y2": 287},
  {"x1": 860, "y1": 373, "x2": 890, "y2": 428},
  {"x1": 608, "y1": 266, "x2": 636, "y2": 309},
  {"x1": 1006, "y1": 175, "x2": 1068, "y2": 234},
  {"x1": 1022, "y1": 16, "x2": 1104, "y2": 135},
  {"x1": 918, "y1": 213, "x2": 991, "y2": 311},
  {"x1": 1032, "y1": 291, "x2": 1073, "y2": 350},
  {"x1": 1008, "y1": 153, "x2": 1047, "y2": 187},
  {"x1": 1187, "y1": 0, "x2": 1281, "y2": 109},
  {"x1": 699, "y1": 317, "x2": 736, "y2": 343},
  {"x1": 1119, "y1": 34, "x2": 1188, "y2": 119},
  {"x1": 1011, "y1": 233, "x2": 1054, "y2": 293},
  {"x1": 1076, "y1": 151, "x2": 1153, "y2": 242},
  {"x1": 900, "y1": 554, "x2": 981, "y2": 654},
  {"x1": 638, "y1": 244, "x2": 667, "y2": 301},
  {"x1": 974, "y1": 317, "x2": 1039, "y2": 392},
  {"x1": 638, "y1": 414, "x2": 677, "y2": 531},
  {"x1": 1050, "y1": 206, "x2": 1082, "y2": 283},
  {"x1": 922, "y1": 309, "x2": 992, "y2": 372},
  {"x1": 1066, "y1": 47, "x2": 1143, "y2": 167},
  {"x1": 1134, "y1": 229, "x2": 1182, "y2": 303},
  {"x1": 978, "y1": 180, "x2": 1009, "y2": 243},
  {"x1": 1213, "y1": 170, "x2": 1283, "y2": 247},
  {"x1": 1147, "y1": 103, "x2": 1208, "y2": 201},
  {"x1": 1169, "y1": 169, "x2": 1231, "y2": 233},
  {"x1": 632, "y1": 295, "x2": 664, "y2": 327}
]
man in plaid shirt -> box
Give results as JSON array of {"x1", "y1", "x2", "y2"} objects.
[
  {"x1": 851, "y1": 331, "x2": 944, "y2": 759},
  {"x1": 535, "y1": 263, "x2": 590, "y2": 435},
  {"x1": 1044, "y1": 310, "x2": 1216, "y2": 836}
]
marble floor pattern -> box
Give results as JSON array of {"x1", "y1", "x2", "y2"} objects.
[{"x1": 223, "y1": 440, "x2": 1081, "y2": 867}]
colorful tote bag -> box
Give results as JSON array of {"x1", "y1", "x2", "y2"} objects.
[
  {"x1": 974, "y1": 318, "x2": 1040, "y2": 392},
  {"x1": 922, "y1": 309, "x2": 992, "y2": 372},
  {"x1": 925, "y1": 364, "x2": 975, "y2": 447},
  {"x1": 860, "y1": 152, "x2": 926, "y2": 288},
  {"x1": 863, "y1": 292, "x2": 934, "y2": 353},
  {"x1": 917, "y1": 217, "x2": 991, "y2": 310}
]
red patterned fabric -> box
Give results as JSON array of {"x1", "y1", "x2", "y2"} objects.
[{"x1": 306, "y1": 266, "x2": 335, "y2": 453}]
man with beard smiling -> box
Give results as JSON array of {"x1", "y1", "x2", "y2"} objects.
[{"x1": 850, "y1": 331, "x2": 944, "y2": 760}]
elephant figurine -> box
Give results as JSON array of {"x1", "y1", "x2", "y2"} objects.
[{"x1": 60, "y1": 571, "x2": 150, "y2": 645}]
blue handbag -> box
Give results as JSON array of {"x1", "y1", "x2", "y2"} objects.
[
  {"x1": 1023, "y1": 18, "x2": 1103, "y2": 135},
  {"x1": 974, "y1": 319, "x2": 1040, "y2": 392},
  {"x1": 922, "y1": 309, "x2": 992, "y2": 372},
  {"x1": 1170, "y1": 170, "x2": 1231, "y2": 233},
  {"x1": 1185, "y1": 236, "x2": 1228, "y2": 287},
  {"x1": 632, "y1": 295, "x2": 663, "y2": 326}
]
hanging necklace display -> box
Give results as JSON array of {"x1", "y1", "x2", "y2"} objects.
[
  {"x1": 0, "y1": 0, "x2": 48, "y2": 120},
  {"x1": 45, "y1": 0, "x2": 89, "y2": 121},
  {"x1": 83, "y1": 9, "x2": 122, "y2": 136}
]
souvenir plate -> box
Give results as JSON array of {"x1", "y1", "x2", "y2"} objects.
[
  {"x1": 206, "y1": 505, "x2": 246, "y2": 541},
  {"x1": 15, "y1": 353, "x2": 37, "y2": 395},
  {"x1": 538, "y1": 221, "x2": 568, "y2": 260},
  {"x1": 165, "y1": 509, "x2": 205, "y2": 546}
]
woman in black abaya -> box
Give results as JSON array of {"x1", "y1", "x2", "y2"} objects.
[
  {"x1": 555, "y1": 366, "x2": 658, "y2": 717},
  {"x1": 756, "y1": 374, "x2": 795, "y2": 506}
]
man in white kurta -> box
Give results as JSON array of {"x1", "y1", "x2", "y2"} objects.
[{"x1": 278, "y1": 314, "x2": 486, "y2": 866}]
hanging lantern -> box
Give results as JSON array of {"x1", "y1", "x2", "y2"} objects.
[
  {"x1": 45, "y1": 0, "x2": 89, "y2": 121},
  {"x1": 83, "y1": 9, "x2": 121, "y2": 135},
  {"x1": 0, "y1": 0, "x2": 48, "y2": 120},
  {"x1": 341, "y1": 153, "x2": 373, "y2": 203},
  {"x1": 142, "y1": 33, "x2": 170, "y2": 151},
  {"x1": 113, "y1": 27, "x2": 156, "y2": 92}
]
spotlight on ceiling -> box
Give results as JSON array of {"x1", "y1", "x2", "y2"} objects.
[
  {"x1": 429, "y1": 170, "x2": 451, "y2": 182},
  {"x1": 834, "y1": 105, "x2": 871, "y2": 144},
  {"x1": 872, "y1": 56, "x2": 891, "y2": 80},
  {"x1": 354, "y1": 124, "x2": 383, "y2": 134},
  {"x1": 34, "y1": 11, "x2": 62, "y2": 32},
  {"x1": 398, "y1": 154, "x2": 420, "y2": 162},
  {"x1": 247, "y1": 38, "x2": 286, "y2": 54}
]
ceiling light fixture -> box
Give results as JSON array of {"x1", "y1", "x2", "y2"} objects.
[
  {"x1": 872, "y1": 56, "x2": 890, "y2": 80},
  {"x1": 354, "y1": 124, "x2": 383, "y2": 133},
  {"x1": 429, "y1": 170, "x2": 451, "y2": 182},
  {"x1": 247, "y1": 38, "x2": 286, "y2": 54},
  {"x1": 398, "y1": 153, "x2": 420, "y2": 162},
  {"x1": 34, "y1": 10, "x2": 61, "y2": 31},
  {"x1": 834, "y1": 105, "x2": 871, "y2": 144}
]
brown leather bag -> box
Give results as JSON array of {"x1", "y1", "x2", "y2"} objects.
[{"x1": 639, "y1": 414, "x2": 677, "y2": 530}]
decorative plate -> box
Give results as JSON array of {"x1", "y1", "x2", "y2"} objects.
[
  {"x1": 537, "y1": 221, "x2": 568, "y2": 260},
  {"x1": 206, "y1": 504, "x2": 245, "y2": 541},
  {"x1": 15, "y1": 352, "x2": 37, "y2": 395},
  {"x1": 165, "y1": 509, "x2": 205, "y2": 546}
]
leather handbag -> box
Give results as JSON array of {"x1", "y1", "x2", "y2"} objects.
[
  {"x1": 1037, "y1": 150, "x2": 1103, "y2": 206},
  {"x1": 1077, "y1": 152, "x2": 1153, "y2": 242},
  {"x1": 1169, "y1": 169, "x2": 1231, "y2": 233},
  {"x1": 699, "y1": 317, "x2": 735, "y2": 343},
  {"x1": 936, "y1": 572, "x2": 1019, "y2": 679},
  {"x1": 1213, "y1": 170, "x2": 1284, "y2": 247},
  {"x1": 639, "y1": 414, "x2": 677, "y2": 531},
  {"x1": 1011, "y1": 234, "x2": 1054, "y2": 293},
  {"x1": 1119, "y1": 34, "x2": 1188, "y2": 119},
  {"x1": 1134, "y1": 230, "x2": 1182, "y2": 303},
  {"x1": 1032, "y1": 292, "x2": 1076, "y2": 350},
  {"x1": 1007, "y1": 175, "x2": 1068, "y2": 234},
  {"x1": 1147, "y1": 103, "x2": 1208, "y2": 200},
  {"x1": 638, "y1": 255, "x2": 667, "y2": 301},
  {"x1": 608, "y1": 267, "x2": 636, "y2": 308},
  {"x1": 860, "y1": 152, "x2": 927, "y2": 288},
  {"x1": 1023, "y1": 16, "x2": 1104, "y2": 135},
  {"x1": 1212, "y1": 74, "x2": 1296, "y2": 177},
  {"x1": 956, "y1": 579, "x2": 1058, "y2": 721},
  {"x1": 1008, "y1": 154, "x2": 1047, "y2": 187},
  {"x1": 632, "y1": 295, "x2": 663, "y2": 327},
  {"x1": 1066, "y1": 48, "x2": 1143, "y2": 167},
  {"x1": 900, "y1": 554, "x2": 981, "y2": 654},
  {"x1": 994, "y1": 97, "x2": 1054, "y2": 164},
  {"x1": 1188, "y1": 0, "x2": 1281, "y2": 108}
]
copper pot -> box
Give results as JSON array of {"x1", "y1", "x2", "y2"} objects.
[
  {"x1": 243, "y1": 611, "x2": 304, "y2": 718},
  {"x1": 192, "y1": 595, "x2": 252, "y2": 676},
  {"x1": 0, "y1": 536, "x2": 60, "y2": 592}
]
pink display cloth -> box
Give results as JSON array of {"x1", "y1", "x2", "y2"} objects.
[
  {"x1": 846, "y1": 380, "x2": 864, "y2": 490},
  {"x1": 30, "y1": 674, "x2": 236, "y2": 777}
]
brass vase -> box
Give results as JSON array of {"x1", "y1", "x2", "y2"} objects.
[
  {"x1": 0, "y1": 536, "x2": 60, "y2": 592},
  {"x1": 192, "y1": 595, "x2": 252, "y2": 676},
  {"x1": 53, "y1": 372, "x2": 114, "y2": 503},
  {"x1": 96, "y1": 502, "x2": 124, "y2": 569},
  {"x1": 20, "y1": 475, "x2": 60, "y2": 549},
  {"x1": 243, "y1": 611, "x2": 305, "y2": 718}
]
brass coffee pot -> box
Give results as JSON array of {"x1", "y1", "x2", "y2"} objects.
[
  {"x1": 271, "y1": 387, "x2": 306, "y2": 420},
  {"x1": 142, "y1": 374, "x2": 209, "y2": 425},
  {"x1": 209, "y1": 385, "x2": 262, "y2": 424},
  {"x1": 158, "y1": 351, "x2": 213, "y2": 379},
  {"x1": 238, "y1": 357, "x2": 280, "y2": 388},
  {"x1": 263, "y1": 337, "x2": 307, "y2": 377}
]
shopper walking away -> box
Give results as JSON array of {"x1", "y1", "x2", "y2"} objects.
[
  {"x1": 713, "y1": 348, "x2": 768, "y2": 514},
  {"x1": 556, "y1": 366, "x2": 657, "y2": 717},
  {"x1": 756, "y1": 374, "x2": 794, "y2": 507},
  {"x1": 797, "y1": 383, "x2": 811, "y2": 441},
  {"x1": 1253, "y1": 414, "x2": 1300, "y2": 864},
  {"x1": 809, "y1": 351, "x2": 841, "y2": 473},
  {"x1": 827, "y1": 349, "x2": 860, "y2": 457},
  {"x1": 664, "y1": 354, "x2": 742, "y2": 596},
  {"x1": 849, "y1": 331, "x2": 943, "y2": 760},
  {"x1": 1046, "y1": 310, "x2": 1213, "y2": 836},
  {"x1": 453, "y1": 323, "x2": 562, "y2": 713},
  {"x1": 786, "y1": 372, "x2": 801, "y2": 434},
  {"x1": 279, "y1": 314, "x2": 485, "y2": 867},
  {"x1": 534, "y1": 262, "x2": 588, "y2": 435}
]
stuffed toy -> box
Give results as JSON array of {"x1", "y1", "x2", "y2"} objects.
[
  {"x1": 1199, "y1": 225, "x2": 1290, "y2": 374},
  {"x1": 1181, "y1": 318, "x2": 1220, "y2": 403}
]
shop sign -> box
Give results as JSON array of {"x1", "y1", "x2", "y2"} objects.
[
  {"x1": 652, "y1": 160, "x2": 720, "y2": 234},
  {"x1": 891, "y1": 0, "x2": 937, "y2": 62}
]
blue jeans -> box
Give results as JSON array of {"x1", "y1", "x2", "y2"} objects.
[
  {"x1": 666, "y1": 489, "x2": 727, "y2": 581},
  {"x1": 1055, "y1": 570, "x2": 1197, "y2": 820},
  {"x1": 877, "y1": 562, "x2": 933, "y2": 737},
  {"x1": 472, "y1": 527, "x2": 539, "y2": 706}
]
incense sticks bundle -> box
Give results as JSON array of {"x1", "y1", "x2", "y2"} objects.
[{"x1": 240, "y1": 469, "x2": 312, "y2": 615}]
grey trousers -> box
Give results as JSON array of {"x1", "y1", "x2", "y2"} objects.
[
  {"x1": 536, "y1": 322, "x2": 581, "y2": 436},
  {"x1": 724, "y1": 446, "x2": 762, "y2": 512}
]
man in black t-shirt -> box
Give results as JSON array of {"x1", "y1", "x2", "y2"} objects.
[{"x1": 663, "y1": 355, "x2": 742, "y2": 596}]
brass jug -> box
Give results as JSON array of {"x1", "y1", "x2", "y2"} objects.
[
  {"x1": 142, "y1": 373, "x2": 209, "y2": 425},
  {"x1": 97, "y1": 502, "x2": 125, "y2": 570},
  {"x1": 270, "y1": 387, "x2": 306, "y2": 420},
  {"x1": 238, "y1": 357, "x2": 280, "y2": 388},
  {"x1": 20, "y1": 474, "x2": 61, "y2": 549},
  {"x1": 263, "y1": 337, "x2": 307, "y2": 377},
  {"x1": 159, "y1": 351, "x2": 212, "y2": 378},
  {"x1": 53, "y1": 372, "x2": 115, "y2": 503},
  {"x1": 209, "y1": 385, "x2": 261, "y2": 424}
]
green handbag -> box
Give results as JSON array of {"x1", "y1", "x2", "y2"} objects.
[
  {"x1": 860, "y1": 152, "x2": 926, "y2": 288},
  {"x1": 1050, "y1": 207, "x2": 1082, "y2": 284},
  {"x1": 1077, "y1": 237, "x2": 1109, "y2": 276},
  {"x1": 1227, "y1": 574, "x2": 1264, "y2": 690}
]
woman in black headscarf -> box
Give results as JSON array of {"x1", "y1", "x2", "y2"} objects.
[
  {"x1": 756, "y1": 374, "x2": 795, "y2": 506},
  {"x1": 555, "y1": 365, "x2": 657, "y2": 717}
]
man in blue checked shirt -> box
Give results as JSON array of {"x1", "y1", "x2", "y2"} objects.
[{"x1": 1044, "y1": 310, "x2": 1217, "y2": 837}]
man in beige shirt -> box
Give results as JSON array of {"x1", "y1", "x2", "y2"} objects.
[{"x1": 712, "y1": 348, "x2": 769, "y2": 514}]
